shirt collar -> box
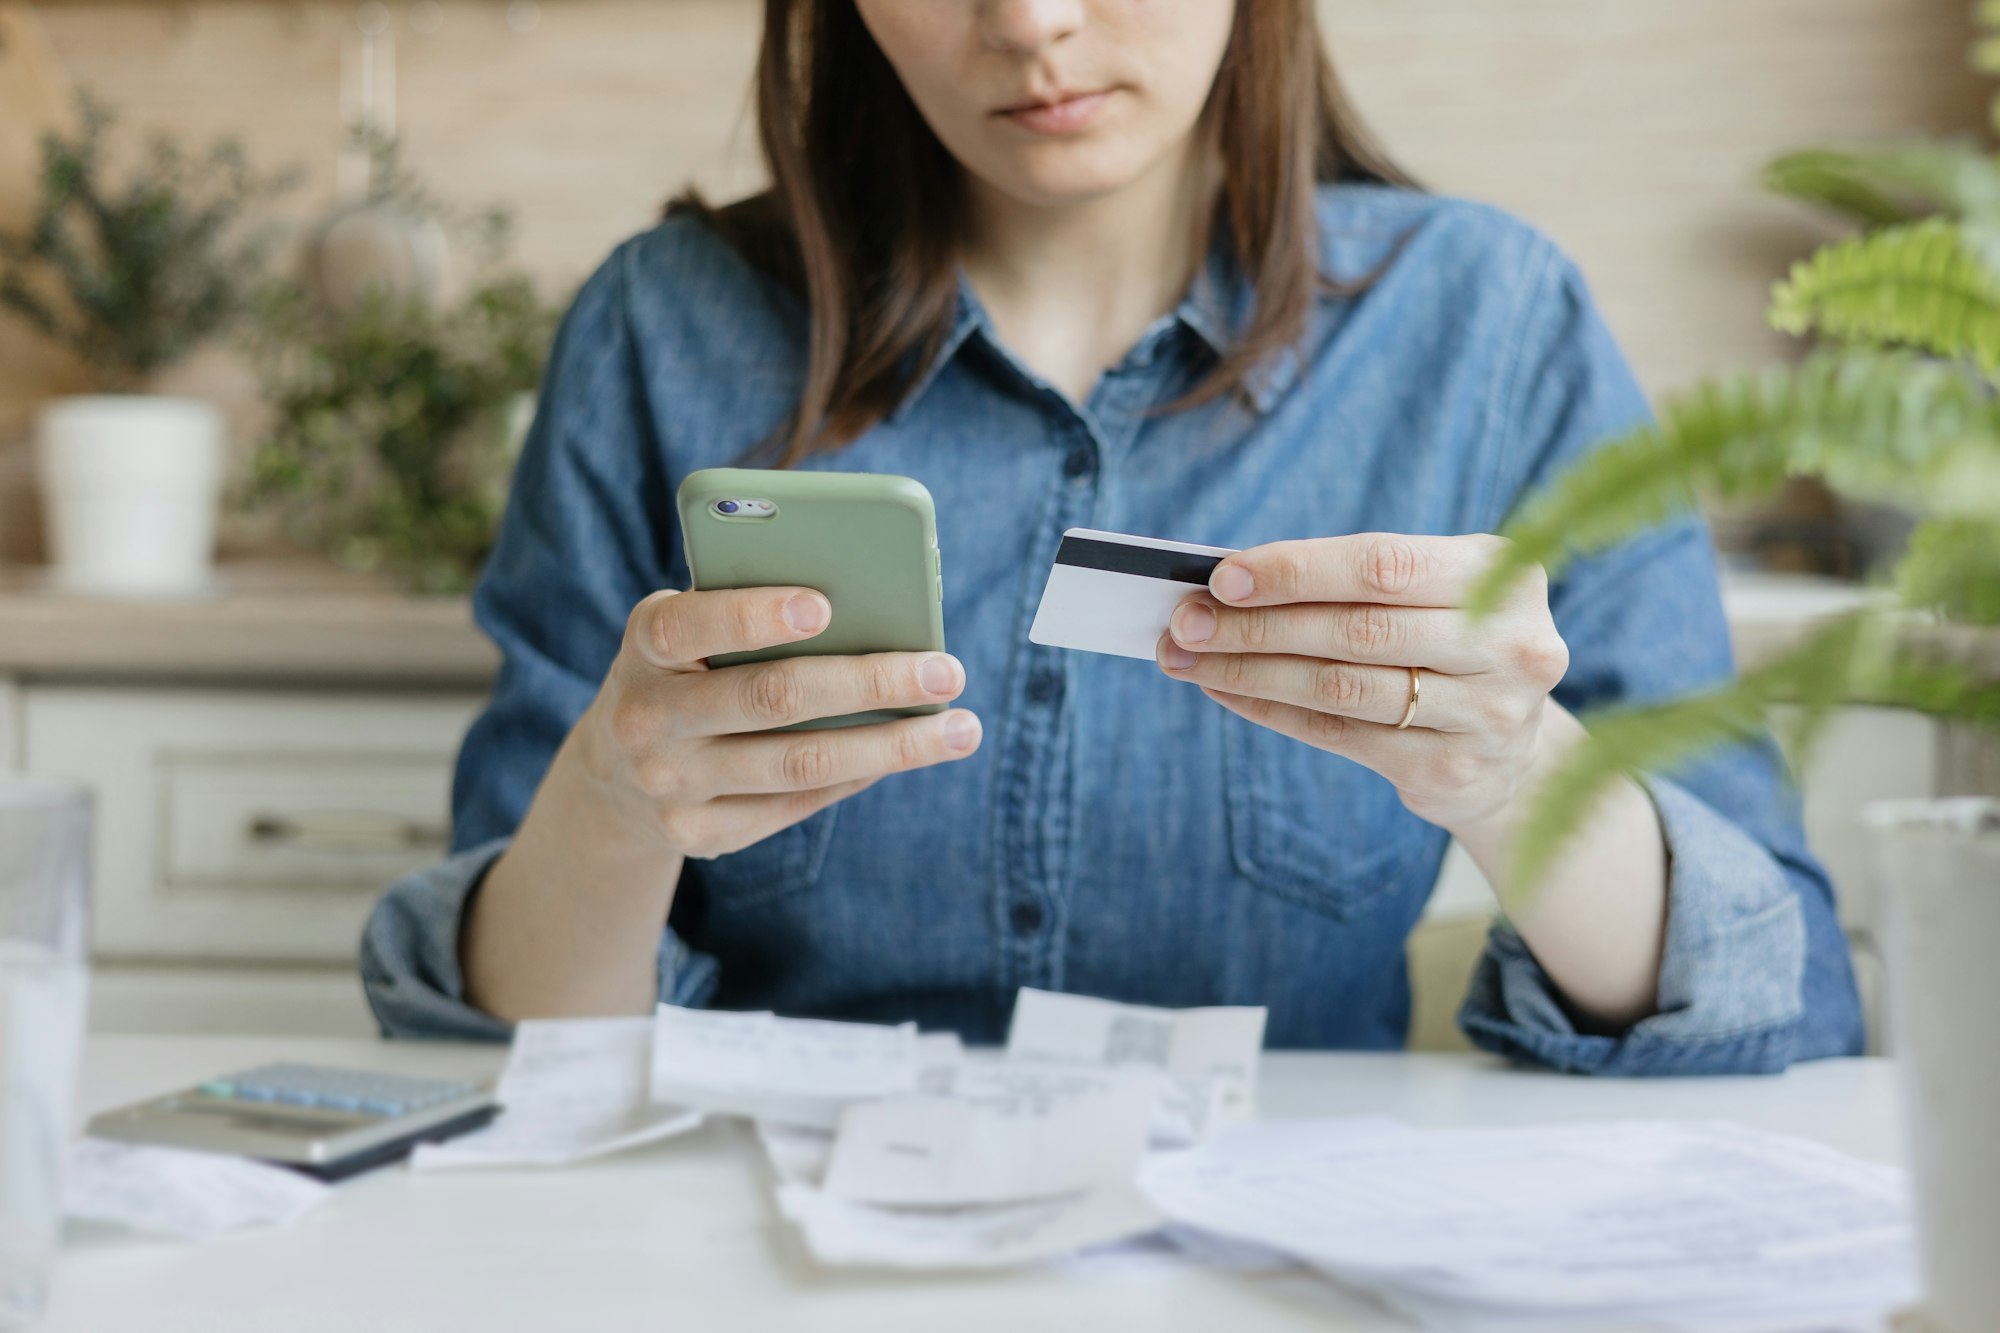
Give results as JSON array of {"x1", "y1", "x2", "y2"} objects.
[
  {"x1": 887, "y1": 238, "x2": 1301, "y2": 425},
  {"x1": 1175, "y1": 243, "x2": 1299, "y2": 415},
  {"x1": 887, "y1": 279, "x2": 989, "y2": 425}
]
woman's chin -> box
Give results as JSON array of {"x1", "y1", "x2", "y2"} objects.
[{"x1": 975, "y1": 152, "x2": 1164, "y2": 212}]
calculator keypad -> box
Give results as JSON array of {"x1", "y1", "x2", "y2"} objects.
[{"x1": 196, "y1": 1064, "x2": 476, "y2": 1119}]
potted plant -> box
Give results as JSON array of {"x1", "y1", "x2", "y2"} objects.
[
  {"x1": 0, "y1": 95, "x2": 293, "y2": 595},
  {"x1": 1469, "y1": 138, "x2": 2000, "y2": 1331},
  {"x1": 243, "y1": 141, "x2": 558, "y2": 595}
]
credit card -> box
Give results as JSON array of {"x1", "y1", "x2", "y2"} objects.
[{"x1": 1028, "y1": 528, "x2": 1239, "y2": 660}]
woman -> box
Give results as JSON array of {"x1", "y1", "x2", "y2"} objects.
[{"x1": 363, "y1": 0, "x2": 1864, "y2": 1074}]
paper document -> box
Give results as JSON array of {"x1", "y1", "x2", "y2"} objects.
[
  {"x1": 1140, "y1": 1117, "x2": 1918, "y2": 1330},
  {"x1": 777, "y1": 1182, "x2": 1162, "y2": 1271},
  {"x1": 1005, "y1": 988, "x2": 1266, "y2": 1144},
  {"x1": 412, "y1": 1016, "x2": 701, "y2": 1171},
  {"x1": 912, "y1": 1031, "x2": 966, "y2": 1094},
  {"x1": 65, "y1": 1139, "x2": 331, "y2": 1241},
  {"x1": 650, "y1": 1005, "x2": 923, "y2": 1129},
  {"x1": 822, "y1": 1062, "x2": 1158, "y2": 1206},
  {"x1": 1056, "y1": 1224, "x2": 1300, "y2": 1279},
  {"x1": 1007, "y1": 988, "x2": 1266, "y2": 1085},
  {"x1": 756, "y1": 1120, "x2": 836, "y2": 1188},
  {"x1": 755, "y1": 1033, "x2": 964, "y2": 1188},
  {"x1": 1147, "y1": 1077, "x2": 1230, "y2": 1149}
]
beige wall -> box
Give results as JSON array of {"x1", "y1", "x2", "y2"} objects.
[{"x1": 0, "y1": 0, "x2": 1985, "y2": 561}]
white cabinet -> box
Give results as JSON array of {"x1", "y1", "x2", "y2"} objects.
[
  {"x1": 0, "y1": 675, "x2": 19, "y2": 767},
  {"x1": 86, "y1": 964, "x2": 382, "y2": 1039},
  {"x1": 0, "y1": 568, "x2": 497, "y2": 1037},
  {"x1": 23, "y1": 686, "x2": 483, "y2": 963},
  {"x1": 13, "y1": 684, "x2": 483, "y2": 1036}
]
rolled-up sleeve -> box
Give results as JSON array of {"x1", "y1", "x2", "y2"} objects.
[
  {"x1": 359, "y1": 236, "x2": 722, "y2": 1039},
  {"x1": 1453, "y1": 241, "x2": 1865, "y2": 1074},
  {"x1": 361, "y1": 839, "x2": 720, "y2": 1040},
  {"x1": 361, "y1": 841, "x2": 514, "y2": 1042},
  {"x1": 1460, "y1": 774, "x2": 1818, "y2": 1074}
]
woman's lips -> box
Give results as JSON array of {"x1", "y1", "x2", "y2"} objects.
[{"x1": 998, "y1": 90, "x2": 1114, "y2": 136}]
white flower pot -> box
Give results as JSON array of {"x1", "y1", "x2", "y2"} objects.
[
  {"x1": 1866, "y1": 797, "x2": 2000, "y2": 1333},
  {"x1": 35, "y1": 395, "x2": 225, "y2": 596}
]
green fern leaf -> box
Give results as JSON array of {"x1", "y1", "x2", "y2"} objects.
[
  {"x1": 1468, "y1": 350, "x2": 2000, "y2": 616},
  {"x1": 1895, "y1": 517, "x2": 2000, "y2": 625},
  {"x1": 1499, "y1": 616, "x2": 1876, "y2": 905},
  {"x1": 1499, "y1": 614, "x2": 2000, "y2": 907},
  {"x1": 1763, "y1": 142, "x2": 2000, "y2": 227},
  {"x1": 1855, "y1": 651, "x2": 2000, "y2": 728},
  {"x1": 1769, "y1": 218, "x2": 2000, "y2": 374},
  {"x1": 1763, "y1": 151, "x2": 1921, "y2": 227}
]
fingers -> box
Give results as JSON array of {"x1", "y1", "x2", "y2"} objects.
[
  {"x1": 702, "y1": 708, "x2": 984, "y2": 796},
  {"x1": 1157, "y1": 639, "x2": 1474, "y2": 731},
  {"x1": 1198, "y1": 685, "x2": 1441, "y2": 770},
  {"x1": 622, "y1": 586, "x2": 832, "y2": 671},
  {"x1": 676, "y1": 651, "x2": 967, "y2": 736},
  {"x1": 1167, "y1": 596, "x2": 1489, "y2": 674},
  {"x1": 1208, "y1": 534, "x2": 1533, "y2": 610},
  {"x1": 663, "y1": 778, "x2": 879, "y2": 861},
  {"x1": 1200, "y1": 685, "x2": 1512, "y2": 822}
]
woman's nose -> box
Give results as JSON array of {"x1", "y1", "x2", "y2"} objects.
[{"x1": 978, "y1": 0, "x2": 1085, "y2": 56}]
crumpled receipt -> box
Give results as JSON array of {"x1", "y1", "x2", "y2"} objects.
[
  {"x1": 65, "y1": 1139, "x2": 332, "y2": 1241},
  {"x1": 412, "y1": 1015, "x2": 701, "y2": 1171},
  {"x1": 1005, "y1": 988, "x2": 1267, "y2": 1146},
  {"x1": 777, "y1": 1181, "x2": 1162, "y2": 1271},
  {"x1": 821, "y1": 1061, "x2": 1158, "y2": 1207},
  {"x1": 650, "y1": 1005, "x2": 926, "y2": 1130}
]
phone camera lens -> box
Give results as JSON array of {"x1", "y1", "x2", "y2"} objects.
[{"x1": 716, "y1": 500, "x2": 740, "y2": 515}]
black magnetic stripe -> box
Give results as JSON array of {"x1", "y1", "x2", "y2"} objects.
[{"x1": 1054, "y1": 535, "x2": 1223, "y2": 586}]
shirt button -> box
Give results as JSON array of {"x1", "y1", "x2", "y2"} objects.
[
  {"x1": 1063, "y1": 447, "x2": 1095, "y2": 480},
  {"x1": 1011, "y1": 900, "x2": 1045, "y2": 936},
  {"x1": 1027, "y1": 667, "x2": 1064, "y2": 705}
]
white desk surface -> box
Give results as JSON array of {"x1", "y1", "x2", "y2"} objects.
[{"x1": 50, "y1": 1037, "x2": 1904, "y2": 1333}]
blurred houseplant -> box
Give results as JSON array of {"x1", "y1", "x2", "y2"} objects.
[
  {"x1": 1471, "y1": 134, "x2": 2000, "y2": 1332},
  {"x1": 0, "y1": 94, "x2": 294, "y2": 594},
  {"x1": 244, "y1": 137, "x2": 558, "y2": 594}
]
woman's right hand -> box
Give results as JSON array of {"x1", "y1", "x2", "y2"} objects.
[
  {"x1": 570, "y1": 585, "x2": 983, "y2": 860},
  {"x1": 463, "y1": 583, "x2": 979, "y2": 1021}
]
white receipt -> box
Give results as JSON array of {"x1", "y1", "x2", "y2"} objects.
[
  {"x1": 650, "y1": 1005, "x2": 922, "y2": 1130},
  {"x1": 1140, "y1": 1118, "x2": 1918, "y2": 1328},
  {"x1": 756, "y1": 1121, "x2": 836, "y2": 1188},
  {"x1": 1005, "y1": 989, "x2": 1267, "y2": 1144},
  {"x1": 777, "y1": 1181, "x2": 1162, "y2": 1271},
  {"x1": 755, "y1": 1032, "x2": 963, "y2": 1189},
  {"x1": 412, "y1": 1016, "x2": 701, "y2": 1171},
  {"x1": 912, "y1": 1031, "x2": 965, "y2": 1094},
  {"x1": 1054, "y1": 1225, "x2": 1299, "y2": 1280},
  {"x1": 822, "y1": 1062, "x2": 1158, "y2": 1207},
  {"x1": 65, "y1": 1139, "x2": 331, "y2": 1241}
]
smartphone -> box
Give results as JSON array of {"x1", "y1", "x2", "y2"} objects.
[{"x1": 676, "y1": 467, "x2": 946, "y2": 731}]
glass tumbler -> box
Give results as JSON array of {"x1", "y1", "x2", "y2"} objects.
[{"x1": 0, "y1": 781, "x2": 90, "y2": 1329}]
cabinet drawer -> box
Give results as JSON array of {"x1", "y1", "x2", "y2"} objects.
[
  {"x1": 24, "y1": 686, "x2": 485, "y2": 963},
  {"x1": 162, "y1": 752, "x2": 453, "y2": 890}
]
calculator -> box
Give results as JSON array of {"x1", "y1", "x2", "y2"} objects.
[{"x1": 86, "y1": 1062, "x2": 501, "y2": 1181}]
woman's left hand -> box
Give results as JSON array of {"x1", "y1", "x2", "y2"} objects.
[{"x1": 1156, "y1": 533, "x2": 1571, "y2": 834}]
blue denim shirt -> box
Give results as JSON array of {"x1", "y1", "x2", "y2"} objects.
[{"x1": 361, "y1": 184, "x2": 1865, "y2": 1074}]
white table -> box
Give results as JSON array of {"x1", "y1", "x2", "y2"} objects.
[{"x1": 49, "y1": 1037, "x2": 1904, "y2": 1333}]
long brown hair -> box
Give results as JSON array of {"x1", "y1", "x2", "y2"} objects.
[{"x1": 672, "y1": 0, "x2": 1414, "y2": 465}]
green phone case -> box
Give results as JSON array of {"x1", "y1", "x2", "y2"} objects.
[{"x1": 676, "y1": 468, "x2": 946, "y2": 731}]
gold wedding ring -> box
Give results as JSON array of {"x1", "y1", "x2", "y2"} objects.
[{"x1": 1394, "y1": 666, "x2": 1423, "y2": 730}]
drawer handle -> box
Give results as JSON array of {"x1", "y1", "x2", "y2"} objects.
[{"x1": 246, "y1": 812, "x2": 450, "y2": 853}]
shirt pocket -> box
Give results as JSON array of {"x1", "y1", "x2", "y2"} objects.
[
  {"x1": 1221, "y1": 715, "x2": 1422, "y2": 919},
  {"x1": 692, "y1": 803, "x2": 842, "y2": 913}
]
